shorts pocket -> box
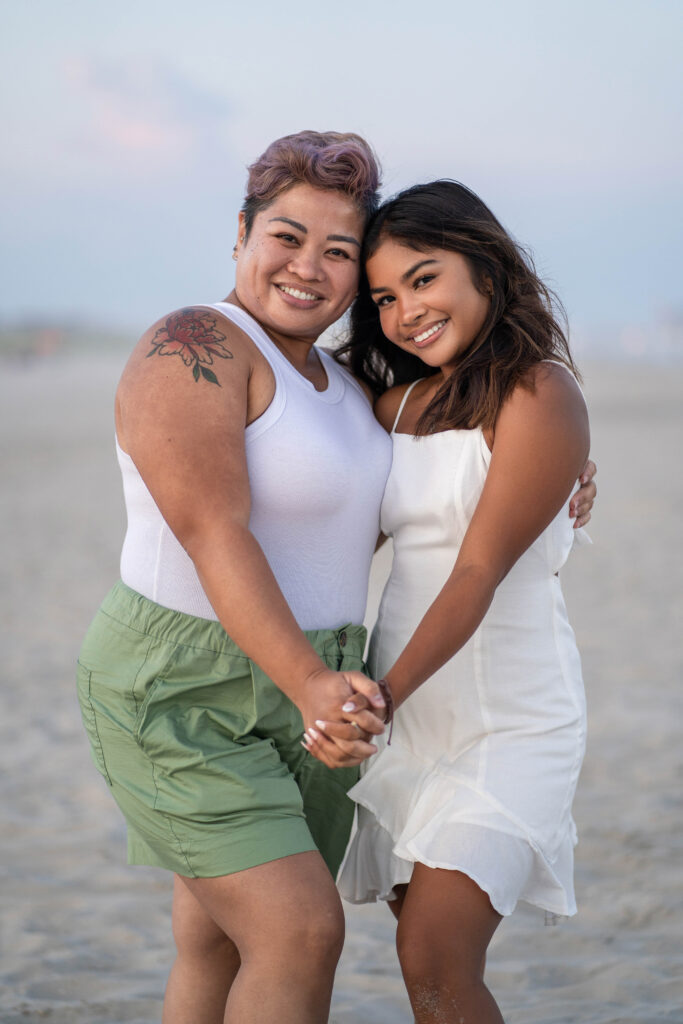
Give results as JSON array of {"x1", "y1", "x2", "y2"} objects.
[
  {"x1": 133, "y1": 675, "x2": 165, "y2": 746},
  {"x1": 76, "y1": 661, "x2": 112, "y2": 785}
]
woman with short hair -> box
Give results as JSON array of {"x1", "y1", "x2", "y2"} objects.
[{"x1": 78, "y1": 131, "x2": 391, "y2": 1024}]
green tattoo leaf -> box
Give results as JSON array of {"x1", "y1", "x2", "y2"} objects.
[{"x1": 200, "y1": 366, "x2": 219, "y2": 385}]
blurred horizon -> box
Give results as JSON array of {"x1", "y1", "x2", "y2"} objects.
[
  {"x1": 2, "y1": 0, "x2": 681, "y2": 362},
  {"x1": 2, "y1": 308, "x2": 681, "y2": 365}
]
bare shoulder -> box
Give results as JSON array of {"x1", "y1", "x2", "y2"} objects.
[
  {"x1": 532, "y1": 359, "x2": 583, "y2": 396},
  {"x1": 496, "y1": 360, "x2": 589, "y2": 456},
  {"x1": 514, "y1": 360, "x2": 587, "y2": 422},
  {"x1": 374, "y1": 383, "x2": 413, "y2": 433},
  {"x1": 116, "y1": 306, "x2": 253, "y2": 451},
  {"x1": 121, "y1": 306, "x2": 255, "y2": 386}
]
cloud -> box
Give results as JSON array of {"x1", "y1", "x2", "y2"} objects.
[{"x1": 59, "y1": 56, "x2": 234, "y2": 185}]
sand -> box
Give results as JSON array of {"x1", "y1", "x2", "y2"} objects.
[{"x1": 1, "y1": 353, "x2": 681, "y2": 1023}]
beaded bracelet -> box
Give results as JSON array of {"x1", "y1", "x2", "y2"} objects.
[{"x1": 376, "y1": 678, "x2": 394, "y2": 745}]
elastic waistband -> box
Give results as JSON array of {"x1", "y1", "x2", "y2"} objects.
[{"x1": 100, "y1": 581, "x2": 366, "y2": 660}]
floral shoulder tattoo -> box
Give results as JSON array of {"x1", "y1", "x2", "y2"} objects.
[{"x1": 146, "y1": 309, "x2": 233, "y2": 385}]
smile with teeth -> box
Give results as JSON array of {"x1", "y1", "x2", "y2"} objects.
[
  {"x1": 411, "y1": 320, "x2": 447, "y2": 344},
  {"x1": 277, "y1": 285, "x2": 321, "y2": 301}
]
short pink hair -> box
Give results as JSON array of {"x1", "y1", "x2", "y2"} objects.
[{"x1": 242, "y1": 130, "x2": 381, "y2": 234}]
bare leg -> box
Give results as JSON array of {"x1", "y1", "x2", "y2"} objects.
[
  {"x1": 166, "y1": 851, "x2": 344, "y2": 1024},
  {"x1": 396, "y1": 865, "x2": 504, "y2": 1024},
  {"x1": 163, "y1": 875, "x2": 241, "y2": 1024},
  {"x1": 387, "y1": 882, "x2": 408, "y2": 921}
]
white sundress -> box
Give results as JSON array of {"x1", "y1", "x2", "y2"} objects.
[{"x1": 338, "y1": 381, "x2": 588, "y2": 917}]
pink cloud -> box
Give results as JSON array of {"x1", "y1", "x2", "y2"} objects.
[{"x1": 61, "y1": 57, "x2": 232, "y2": 175}]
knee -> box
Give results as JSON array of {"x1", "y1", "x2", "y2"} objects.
[
  {"x1": 245, "y1": 898, "x2": 345, "y2": 974},
  {"x1": 288, "y1": 901, "x2": 345, "y2": 968},
  {"x1": 396, "y1": 919, "x2": 474, "y2": 990},
  {"x1": 396, "y1": 922, "x2": 433, "y2": 986}
]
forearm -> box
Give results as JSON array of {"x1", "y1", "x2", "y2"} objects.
[
  {"x1": 186, "y1": 522, "x2": 326, "y2": 703},
  {"x1": 384, "y1": 563, "x2": 497, "y2": 708}
]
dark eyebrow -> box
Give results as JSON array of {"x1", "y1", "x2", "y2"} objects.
[
  {"x1": 268, "y1": 218, "x2": 360, "y2": 249},
  {"x1": 327, "y1": 234, "x2": 361, "y2": 248},
  {"x1": 370, "y1": 259, "x2": 439, "y2": 294},
  {"x1": 269, "y1": 216, "x2": 307, "y2": 232}
]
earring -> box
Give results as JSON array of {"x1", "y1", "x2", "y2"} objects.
[{"x1": 232, "y1": 245, "x2": 238, "y2": 262}]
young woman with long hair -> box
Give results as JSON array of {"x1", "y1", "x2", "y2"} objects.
[{"x1": 307, "y1": 180, "x2": 591, "y2": 1023}]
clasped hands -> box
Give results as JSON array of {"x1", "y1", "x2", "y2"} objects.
[{"x1": 299, "y1": 668, "x2": 388, "y2": 769}]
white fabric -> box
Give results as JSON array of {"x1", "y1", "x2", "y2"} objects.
[
  {"x1": 338, "y1": 410, "x2": 587, "y2": 917},
  {"x1": 118, "y1": 302, "x2": 392, "y2": 629}
]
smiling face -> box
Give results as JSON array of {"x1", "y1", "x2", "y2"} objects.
[
  {"x1": 233, "y1": 183, "x2": 364, "y2": 345},
  {"x1": 366, "y1": 237, "x2": 492, "y2": 374}
]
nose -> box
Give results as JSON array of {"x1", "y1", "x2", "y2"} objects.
[
  {"x1": 397, "y1": 293, "x2": 427, "y2": 326},
  {"x1": 286, "y1": 246, "x2": 325, "y2": 281}
]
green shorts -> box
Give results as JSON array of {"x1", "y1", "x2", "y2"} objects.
[{"x1": 77, "y1": 581, "x2": 366, "y2": 879}]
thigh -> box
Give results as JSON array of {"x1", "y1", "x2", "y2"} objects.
[
  {"x1": 398, "y1": 865, "x2": 502, "y2": 974},
  {"x1": 388, "y1": 883, "x2": 409, "y2": 921},
  {"x1": 171, "y1": 874, "x2": 239, "y2": 956},
  {"x1": 180, "y1": 850, "x2": 344, "y2": 960}
]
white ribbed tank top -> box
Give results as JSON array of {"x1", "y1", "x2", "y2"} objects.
[{"x1": 117, "y1": 303, "x2": 392, "y2": 630}]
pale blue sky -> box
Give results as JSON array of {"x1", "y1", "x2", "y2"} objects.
[{"x1": 1, "y1": 0, "x2": 681, "y2": 348}]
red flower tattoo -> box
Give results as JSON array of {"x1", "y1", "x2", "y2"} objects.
[{"x1": 147, "y1": 309, "x2": 233, "y2": 384}]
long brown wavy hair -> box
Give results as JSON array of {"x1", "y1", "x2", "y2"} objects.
[{"x1": 335, "y1": 180, "x2": 579, "y2": 434}]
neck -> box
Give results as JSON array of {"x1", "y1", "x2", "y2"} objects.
[{"x1": 223, "y1": 290, "x2": 322, "y2": 376}]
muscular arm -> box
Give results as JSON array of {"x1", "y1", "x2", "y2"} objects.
[
  {"x1": 383, "y1": 364, "x2": 590, "y2": 708},
  {"x1": 116, "y1": 308, "x2": 384, "y2": 752}
]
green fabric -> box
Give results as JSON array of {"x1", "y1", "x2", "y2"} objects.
[{"x1": 77, "y1": 581, "x2": 366, "y2": 878}]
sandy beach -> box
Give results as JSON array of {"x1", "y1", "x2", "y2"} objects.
[{"x1": 1, "y1": 352, "x2": 681, "y2": 1024}]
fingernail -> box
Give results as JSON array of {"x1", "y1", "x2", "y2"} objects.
[
  {"x1": 342, "y1": 702, "x2": 356, "y2": 712},
  {"x1": 307, "y1": 727, "x2": 319, "y2": 740},
  {"x1": 371, "y1": 696, "x2": 386, "y2": 707},
  {"x1": 315, "y1": 720, "x2": 326, "y2": 729}
]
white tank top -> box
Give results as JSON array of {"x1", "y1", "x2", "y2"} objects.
[{"x1": 117, "y1": 302, "x2": 392, "y2": 629}]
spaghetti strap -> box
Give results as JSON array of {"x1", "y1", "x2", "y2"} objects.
[
  {"x1": 391, "y1": 380, "x2": 423, "y2": 434},
  {"x1": 541, "y1": 358, "x2": 575, "y2": 376}
]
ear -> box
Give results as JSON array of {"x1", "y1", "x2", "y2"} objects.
[
  {"x1": 236, "y1": 211, "x2": 247, "y2": 251},
  {"x1": 482, "y1": 275, "x2": 494, "y2": 297}
]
